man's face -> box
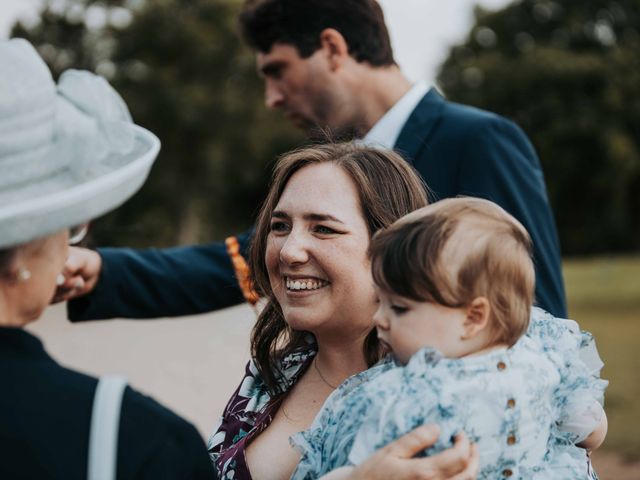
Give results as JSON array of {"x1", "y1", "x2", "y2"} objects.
[{"x1": 257, "y1": 43, "x2": 337, "y2": 133}]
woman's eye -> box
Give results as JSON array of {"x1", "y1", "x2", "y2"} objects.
[
  {"x1": 391, "y1": 305, "x2": 409, "y2": 315},
  {"x1": 270, "y1": 221, "x2": 290, "y2": 233},
  {"x1": 315, "y1": 225, "x2": 336, "y2": 235}
]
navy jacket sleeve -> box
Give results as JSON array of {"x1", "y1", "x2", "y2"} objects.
[
  {"x1": 456, "y1": 115, "x2": 567, "y2": 317},
  {"x1": 67, "y1": 230, "x2": 252, "y2": 321}
]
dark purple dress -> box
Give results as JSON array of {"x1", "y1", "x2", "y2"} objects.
[{"x1": 208, "y1": 345, "x2": 316, "y2": 479}]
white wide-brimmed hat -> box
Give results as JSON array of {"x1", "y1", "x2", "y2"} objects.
[{"x1": 0, "y1": 38, "x2": 160, "y2": 249}]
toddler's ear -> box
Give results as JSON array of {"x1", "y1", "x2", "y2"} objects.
[{"x1": 461, "y1": 297, "x2": 491, "y2": 339}]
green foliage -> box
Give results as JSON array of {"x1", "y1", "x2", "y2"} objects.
[
  {"x1": 438, "y1": 0, "x2": 640, "y2": 255},
  {"x1": 12, "y1": 0, "x2": 302, "y2": 247}
]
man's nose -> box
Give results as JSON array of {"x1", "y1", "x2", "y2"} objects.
[
  {"x1": 279, "y1": 230, "x2": 309, "y2": 265},
  {"x1": 265, "y1": 80, "x2": 284, "y2": 110}
]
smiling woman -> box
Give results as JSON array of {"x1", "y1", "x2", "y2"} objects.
[
  {"x1": 265, "y1": 162, "x2": 374, "y2": 339},
  {"x1": 208, "y1": 142, "x2": 430, "y2": 480}
]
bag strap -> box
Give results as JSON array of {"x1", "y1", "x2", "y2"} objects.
[{"x1": 88, "y1": 375, "x2": 128, "y2": 480}]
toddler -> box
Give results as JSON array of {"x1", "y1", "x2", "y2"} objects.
[{"x1": 292, "y1": 197, "x2": 607, "y2": 480}]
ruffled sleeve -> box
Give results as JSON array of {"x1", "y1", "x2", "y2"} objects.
[
  {"x1": 528, "y1": 307, "x2": 604, "y2": 378},
  {"x1": 527, "y1": 307, "x2": 608, "y2": 443}
]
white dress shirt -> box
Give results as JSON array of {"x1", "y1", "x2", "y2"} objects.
[{"x1": 361, "y1": 81, "x2": 430, "y2": 149}]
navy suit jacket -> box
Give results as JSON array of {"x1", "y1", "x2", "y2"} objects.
[{"x1": 69, "y1": 88, "x2": 566, "y2": 320}]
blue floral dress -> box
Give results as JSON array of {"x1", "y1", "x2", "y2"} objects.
[{"x1": 291, "y1": 308, "x2": 607, "y2": 480}]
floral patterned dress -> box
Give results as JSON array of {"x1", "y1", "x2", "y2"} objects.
[
  {"x1": 291, "y1": 308, "x2": 607, "y2": 480},
  {"x1": 208, "y1": 338, "x2": 317, "y2": 479}
]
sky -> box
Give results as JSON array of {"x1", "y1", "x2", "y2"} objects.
[{"x1": 0, "y1": 0, "x2": 512, "y2": 83}]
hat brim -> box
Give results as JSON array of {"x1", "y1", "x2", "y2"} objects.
[{"x1": 0, "y1": 124, "x2": 160, "y2": 249}]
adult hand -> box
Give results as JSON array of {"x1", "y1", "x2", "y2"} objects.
[
  {"x1": 349, "y1": 425, "x2": 478, "y2": 480},
  {"x1": 52, "y1": 247, "x2": 102, "y2": 303}
]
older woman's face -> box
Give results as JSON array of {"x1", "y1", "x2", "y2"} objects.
[
  {"x1": 11, "y1": 231, "x2": 68, "y2": 324},
  {"x1": 265, "y1": 162, "x2": 377, "y2": 340}
]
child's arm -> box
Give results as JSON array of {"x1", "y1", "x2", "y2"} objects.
[
  {"x1": 576, "y1": 411, "x2": 608, "y2": 451},
  {"x1": 319, "y1": 466, "x2": 355, "y2": 480}
]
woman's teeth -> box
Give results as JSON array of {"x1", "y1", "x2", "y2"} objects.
[{"x1": 286, "y1": 277, "x2": 328, "y2": 291}]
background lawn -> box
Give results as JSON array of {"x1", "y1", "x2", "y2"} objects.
[{"x1": 563, "y1": 255, "x2": 640, "y2": 460}]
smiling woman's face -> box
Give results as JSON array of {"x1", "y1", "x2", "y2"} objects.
[{"x1": 265, "y1": 162, "x2": 376, "y2": 340}]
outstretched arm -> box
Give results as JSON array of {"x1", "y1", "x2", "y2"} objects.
[{"x1": 59, "y1": 231, "x2": 252, "y2": 321}]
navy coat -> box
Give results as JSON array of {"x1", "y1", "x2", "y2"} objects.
[
  {"x1": 69, "y1": 89, "x2": 566, "y2": 320},
  {"x1": 0, "y1": 327, "x2": 216, "y2": 479}
]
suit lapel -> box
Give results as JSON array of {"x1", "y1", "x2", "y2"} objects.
[{"x1": 393, "y1": 87, "x2": 446, "y2": 164}]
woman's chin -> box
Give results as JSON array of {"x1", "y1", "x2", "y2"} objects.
[{"x1": 283, "y1": 308, "x2": 327, "y2": 333}]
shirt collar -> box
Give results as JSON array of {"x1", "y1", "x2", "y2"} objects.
[{"x1": 362, "y1": 81, "x2": 430, "y2": 149}]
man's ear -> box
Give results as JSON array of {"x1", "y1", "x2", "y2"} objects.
[
  {"x1": 461, "y1": 297, "x2": 491, "y2": 339},
  {"x1": 319, "y1": 28, "x2": 350, "y2": 71}
]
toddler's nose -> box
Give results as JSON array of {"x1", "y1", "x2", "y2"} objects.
[{"x1": 373, "y1": 305, "x2": 389, "y2": 330}]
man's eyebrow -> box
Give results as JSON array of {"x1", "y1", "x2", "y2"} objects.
[
  {"x1": 259, "y1": 61, "x2": 285, "y2": 76},
  {"x1": 271, "y1": 211, "x2": 345, "y2": 224}
]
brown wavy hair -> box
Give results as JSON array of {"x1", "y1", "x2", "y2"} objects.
[{"x1": 250, "y1": 142, "x2": 428, "y2": 395}]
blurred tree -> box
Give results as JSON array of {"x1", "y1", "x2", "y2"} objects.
[
  {"x1": 12, "y1": 0, "x2": 302, "y2": 247},
  {"x1": 438, "y1": 0, "x2": 640, "y2": 255}
]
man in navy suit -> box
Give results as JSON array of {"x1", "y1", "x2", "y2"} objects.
[{"x1": 62, "y1": 0, "x2": 566, "y2": 320}]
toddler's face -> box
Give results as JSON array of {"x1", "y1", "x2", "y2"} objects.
[{"x1": 373, "y1": 287, "x2": 468, "y2": 364}]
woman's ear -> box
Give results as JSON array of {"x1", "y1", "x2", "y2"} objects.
[
  {"x1": 461, "y1": 297, "x2": 491, "y2": 339},
  {"x1": 319, "y1": 28, "x2": 350, "y2": 71}
]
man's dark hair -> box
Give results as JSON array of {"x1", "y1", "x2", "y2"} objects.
[{"x1": 239, "y1": 0, "x2": 396, "y2": 66}]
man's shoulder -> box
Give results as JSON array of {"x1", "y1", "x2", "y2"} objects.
[
  {"x1": 405, "y1": 89, "x2": 515, "y2": 133},
  {"x1": 435, "y1": 96, "x2": 516, "y2": 132}
]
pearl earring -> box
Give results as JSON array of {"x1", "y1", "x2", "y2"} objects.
[{"x1": 16, "y1": 268, "x2": 31, "y2": 282}]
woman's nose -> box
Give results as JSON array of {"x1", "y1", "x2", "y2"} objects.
[{"x1": 279, "y1": 231, "x2": 309, "y2": 265}]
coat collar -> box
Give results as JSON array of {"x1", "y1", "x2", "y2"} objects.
[
  {"x1": 0, "y1": 326, "x2": 49, "y2": 359},
  {"x1": 393, "y1": 87, "x2": 446, "y2": 164}
]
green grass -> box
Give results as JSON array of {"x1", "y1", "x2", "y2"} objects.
[{"x1": 563, "y1": 255, "x2": 640, "y2": 460}]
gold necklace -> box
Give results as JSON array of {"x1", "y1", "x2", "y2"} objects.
[{"x1": 314, "y1": 356, "x2": 339, "y2": 389}]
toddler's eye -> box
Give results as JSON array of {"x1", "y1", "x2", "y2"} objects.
[{"x1": 391, "y1": 305, "x2": 409, "y2": 315}]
